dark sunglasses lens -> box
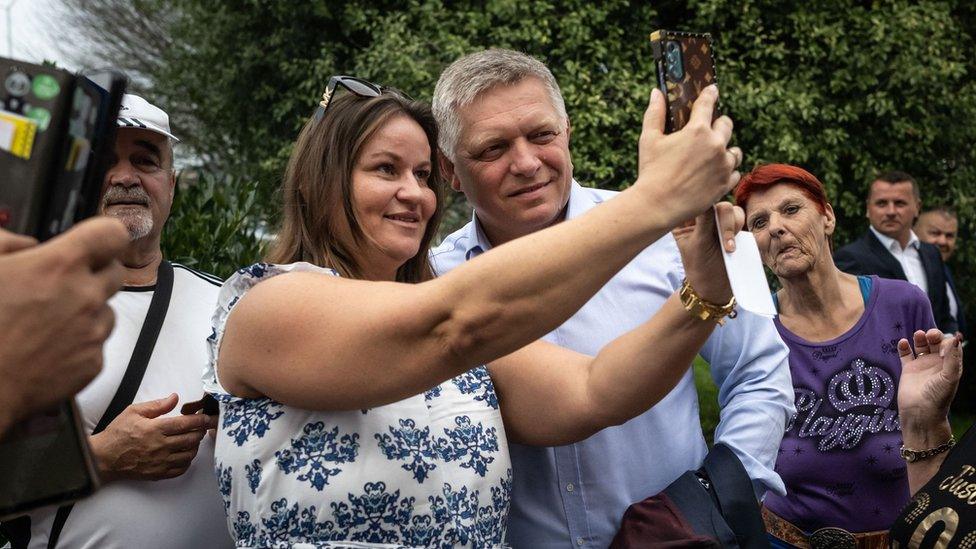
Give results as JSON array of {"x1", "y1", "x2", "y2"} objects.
[{"x1": 340, "y1": 77, "x2": 382, "y2": 97}]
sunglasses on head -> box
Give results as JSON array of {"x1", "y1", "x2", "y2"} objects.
[{"x1": 313, "y1": 75, "x2": 411, "y2": 121}]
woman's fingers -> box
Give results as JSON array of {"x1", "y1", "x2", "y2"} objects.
[
  {"x1": 898, "y1": 338, "x2": 914, "y2": 365},
  {"x1": 641, "y1": 88, "x2": 666, "y2": 142},
  {"x1": 724, "y1": 169, "x2": 742, "y2": 195},
  {"x1": 912, "y1": 330, "x2": 930, "y2": 357},
  {"x1": 725, "y1": 146, "x2": 742, "y2": 171},
  {"x1": 714, "y1": 202, "x2": 742, "y2": 253},
  {"x1": 688, "y1": 85, "x2": 719, "y2": 130},
  {"x1": 940, "y1": 335, "x2": 963, "y2": 382}
]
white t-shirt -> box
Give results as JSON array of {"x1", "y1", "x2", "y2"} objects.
[{"x1": 24, "y1": 263, "x2": 234, "y2": 549}]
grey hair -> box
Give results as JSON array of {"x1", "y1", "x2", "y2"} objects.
[
  {"x1": 165, "y1": 137, "x2": 177, "y2": 171},
  {"x1": 432, "y1": 49, "x2": 568, "y2": 161}
]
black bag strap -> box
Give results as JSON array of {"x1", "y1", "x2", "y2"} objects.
[
  {"x1": 44, "y1": 260, "x2": 175, "y2": 549},
  {"x1": 701, "y1": 443, "x2": 770, "y2": 549}
]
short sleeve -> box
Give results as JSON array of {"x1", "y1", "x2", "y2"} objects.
[{"x1": 202, "y1": 261, "x2": 340, "y2": 396}]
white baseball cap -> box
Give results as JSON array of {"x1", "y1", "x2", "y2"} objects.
[{"x1": 116, "y1": 94, "x2": 180, "y2": 141}]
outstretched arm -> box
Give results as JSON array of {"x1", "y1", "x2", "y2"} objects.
[
  {"x1": 491, "y1": 204, "x2": 744, "y2": 445},
  {"x1": 219, "y1": 86, "x2": 741, "y2": 411},
  {"x1": 490, "y1": 293, "x2": 713, "y2": 445}
]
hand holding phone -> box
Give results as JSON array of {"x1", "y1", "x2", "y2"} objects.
[{"x1": 90, "y1": 394, "x2": 218, "y2": 483}]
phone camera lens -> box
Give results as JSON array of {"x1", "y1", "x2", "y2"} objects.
[{"x1": 664, "y1": 41, "x2": 684, "y2": 80}]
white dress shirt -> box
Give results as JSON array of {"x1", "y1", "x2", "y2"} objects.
[
  {"x1": 870, "y1": 226, "x2": 928, "y2": 295},
  {"x1": 432, "y1": 181, "x2": 795, "y2": 548},
  {"x1": 947, "y1": 282, "x2": 959, "y2": 320}
]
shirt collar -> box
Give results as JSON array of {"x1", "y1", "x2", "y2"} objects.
[
  {"x1": 462, "y1": 209, "x2": 494, "y2": 260},
  {"x1": 563, "y1": 179, "x2": 592, "y2": 220},
  {"x1": 870, "y1": 225, "x2": 920, "y2": 251},
  {"x1": 463, "y1": 179, "x2": 587, "y2": 260}
]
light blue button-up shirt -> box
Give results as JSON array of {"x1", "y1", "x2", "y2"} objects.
[{"x1": 431, "y1": 181, "x2": 795, "y2": 548}]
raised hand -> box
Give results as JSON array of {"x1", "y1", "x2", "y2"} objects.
[
  {"x1": 0, "y1": 218, "x2": 127, "y2": 433},
  {"x1": 635, "y1": 85, "x2": 743, "y2": 227},
  {"x1": 672, "y1": 202, "x2": 744, "y2": 304},
  {"x1": 90, "y1": 393, "x2": 219, "y2": 482},
  {"x1": 897, "y1": 329, "x2": 963, "y2": 431}
]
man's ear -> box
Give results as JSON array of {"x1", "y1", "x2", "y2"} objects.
[{"x1": 438, "y1": 151, "x2": 463, "y2": 193}]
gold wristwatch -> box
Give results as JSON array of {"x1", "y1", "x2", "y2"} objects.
[{"x1": 679, "y1": 278, "x2": 737, "y2": 326}]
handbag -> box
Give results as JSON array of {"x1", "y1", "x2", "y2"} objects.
[{"x1": 610, "y1": 443, "x2": 770, "y2": 549}]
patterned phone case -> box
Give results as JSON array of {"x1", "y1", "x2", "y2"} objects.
[{"x1": 649, "y1": 30, "x2": 719, "y2": 133}]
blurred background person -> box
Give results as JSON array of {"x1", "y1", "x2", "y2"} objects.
[
  {"x1": 834, "y1": 171, "x2": 956, "y2": 335},
  {"x1": 735, "y1": 164, "x2": 938, "y2": 548},
  {"x1": 915, "y1": 206, "x2": 965, "y2": 340},
  {"x1": 915, "y1": 205, "x2": 974, "y2": 435}
]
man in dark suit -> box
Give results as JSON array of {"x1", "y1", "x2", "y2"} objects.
[{"x1": 834, "y1": 171, "x2": 957, "y2": 334}]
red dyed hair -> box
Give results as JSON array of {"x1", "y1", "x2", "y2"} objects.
[{"x1": 734, "y1": 164, "x2": 829, "y2": 214}]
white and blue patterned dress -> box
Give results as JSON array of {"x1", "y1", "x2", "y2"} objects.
[{"x1": 203, "y1": 262, "x2": 512, "y2": 549}]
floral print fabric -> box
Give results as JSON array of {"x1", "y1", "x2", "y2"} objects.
[{"x1": 203, "y1": 262, "x2": 512, "y2": 548}]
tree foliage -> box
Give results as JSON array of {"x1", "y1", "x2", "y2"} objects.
[
  {"x1": 161, "y1": 172, "x2": 267, "y2": 278},
  {"x1": 60, "y1": 0, "x2": 976, "y2": 296}
]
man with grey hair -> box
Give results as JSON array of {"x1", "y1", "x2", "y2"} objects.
[
  {"x1": 431, "y1": 49, "x2": 793, "y2": 547},
  {"x1": 10, "y1": 95, "x2": 233, "y2": 549}
]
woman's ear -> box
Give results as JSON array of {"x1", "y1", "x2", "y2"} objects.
[{"x1": 824, "y1": 202, "x2": 837, "y2": 236}]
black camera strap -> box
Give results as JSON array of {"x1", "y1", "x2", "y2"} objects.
[{"x1": 42, "y1": 260, "x2": 175, "y2": 549}]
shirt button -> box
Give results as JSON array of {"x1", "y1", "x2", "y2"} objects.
[
  {"x1": 566, "y1": 483, "x2": 575, "y2": 492},
  {"x1": 576, "y1": 537, "x2": 585, "y2": 546}
]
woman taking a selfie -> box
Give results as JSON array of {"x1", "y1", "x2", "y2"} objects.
[
  {"x1": 735, "y1": 164, "x2": 938, "y2": 547},
  {"x1": 205, "y1": 76, "x2": 744, "y2": 548}
]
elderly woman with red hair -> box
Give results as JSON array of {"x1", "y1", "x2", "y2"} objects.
[{"x1": 735, "y1": 164, "x2": 955, "y2": 547}]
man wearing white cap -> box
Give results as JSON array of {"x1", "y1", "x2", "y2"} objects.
[{"x1": 10, "y1": 95, "x2": 233, "y2": 548}]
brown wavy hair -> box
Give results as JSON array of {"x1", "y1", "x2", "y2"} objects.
[{"x1": 266, "y1": 92, "x2": 444, "y2": 283}]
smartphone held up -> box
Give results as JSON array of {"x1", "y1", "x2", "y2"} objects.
[{"x1": 649, "y1": 30, "x2": 719, "y2": 134}]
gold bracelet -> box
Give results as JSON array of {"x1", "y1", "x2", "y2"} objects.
[{"x1": 678, "y1": 278, "x2": 737, "y2": 326}]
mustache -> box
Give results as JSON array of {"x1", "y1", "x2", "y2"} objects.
[{"x1": 102, "y1": 185, "x2": 150, "y2": 206}]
